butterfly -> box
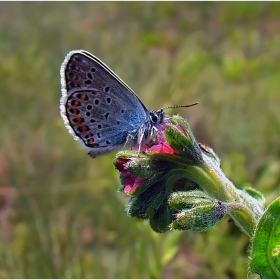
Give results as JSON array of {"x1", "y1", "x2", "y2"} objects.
[{"x1": 60, "y1": 50, "x2": 197, "y2": 158}]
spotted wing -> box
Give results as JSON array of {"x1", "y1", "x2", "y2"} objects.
[{"x1": 60, "y1": 50, "x2": 149, "y2": 157}]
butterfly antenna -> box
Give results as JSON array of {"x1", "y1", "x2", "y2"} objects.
[{"x1": 160, "y1": 102, "x2": 199, "y2": 111}]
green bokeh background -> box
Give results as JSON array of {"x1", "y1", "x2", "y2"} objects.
[{"x1": 0, "y1": 2, "x2": 279, "y2": 278}]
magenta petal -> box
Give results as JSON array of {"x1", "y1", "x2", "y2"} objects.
[
  {"x1": 149, "y1": 142, "x2": 175, "y2": 154},
  {"x1": 115, "y1": 157, "x2": 129, "y2": 172},
  {"x1": 123, "y1": 180, "x2": 134, "y2": 194},
  {"x1": 124, "y1": 176, "x2": 146, "y2": 194}
]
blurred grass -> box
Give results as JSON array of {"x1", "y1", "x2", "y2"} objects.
[{"x1": 0, "y1": 2, "x2": 279, "y2": 278}]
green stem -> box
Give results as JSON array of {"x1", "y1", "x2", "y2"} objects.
[
  {"x1": 226, "y1": 202, "x2": 257, "y2": 238},
  {"x1": 180, "y1": 165, "x2": 240, "y2": 202},
  {"x1": 179, "y1": 164, "x2": 257, "y2": 237}
]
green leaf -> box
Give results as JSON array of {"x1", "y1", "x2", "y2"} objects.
[
  {"x1": 249, "y1": 196, "x2": 280, "y2": 278},
  {"x1": 243, "y1": 186, "x2": 265, "y2": 209},
  {"x1": 164, "y1": 123, "x2": 202, "y2": 163},
  {"x1": 149, "y1": 204, "x2": 171, "y2": 233},
  {"x1": 126, "y1": 182, "x2": 167, "y2": 220},
  {"x1": 125, "y1": 157, "x2": 168, "y2": 179}
]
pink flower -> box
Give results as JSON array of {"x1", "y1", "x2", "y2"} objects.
[
  {"x1": 115, "y1": 157, "x2": 146, "y2": 194},
  {"x1": 114, "y1": 116, "x2": 201, "y2": 195},
  {"x1": 113, "y1": 115, "x2": 206, "y2": 233},
  {"x1": 132, "y1": 134, "x2": 175, "y2": 155},
  {"x1": 148, "y1": 141, "x2": 175, "y2": 154},
  {"x1": 147, "y1": 121, "x2": 175, "y2": 154},
  {"x1": 132, "y1": 118, "x2": 182, "y2": 155}
]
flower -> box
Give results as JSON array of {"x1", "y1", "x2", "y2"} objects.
[
  {"x1": 113, "y1": 115, "x2": 208, "y2": 232},
  {"x1": 130, "y1": 119, "x2": 176, "y2": 155},
  {"x1": 114, "y1": 116, "x2": 202, "y2": 193},
  {"x1": 114, "y1": 156, "x2": 147, "y2": 194},
  {"x1": 113, "y1": 115, "x2": 262, "y2": 236},
  {"x1": 113, "y1": 115, "x2": 235, "y2": 233}
]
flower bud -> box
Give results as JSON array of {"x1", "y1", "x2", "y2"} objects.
[{"x1": 169, "y1": 190, "x2": 227, "y2": 231}]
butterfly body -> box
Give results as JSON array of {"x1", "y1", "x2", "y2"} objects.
[{"x1": 60, "y1": 50, "x2": 164, "y2": 158}]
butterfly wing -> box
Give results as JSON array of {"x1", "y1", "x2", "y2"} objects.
[{"x1": 60, "y1": 50, "x2": 149, "y2": 158}]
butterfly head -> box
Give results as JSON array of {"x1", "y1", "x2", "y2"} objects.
[{"x1": 149, "y1": 109, "x2": 165, "y2": 125}]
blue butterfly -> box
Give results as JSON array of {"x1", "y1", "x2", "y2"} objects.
[{"x1": 60, "y1": 50, "x2": 196, "y2": 158}]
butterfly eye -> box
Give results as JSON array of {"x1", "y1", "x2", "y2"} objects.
[{"x1": 150, "y1": 111, "x2": 158, "y2": 123}]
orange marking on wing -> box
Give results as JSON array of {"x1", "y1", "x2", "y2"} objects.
[
  {"x1": 88, "y1": 138, "x2": 99, "y2": 147},
  {"x1": 81, "y1": 94, "x2": 87, "y2": 100},
  {"x1": 76, "y1": 116, "x2": 82, "y2": 124},
  {"x1": 74, "y1": 100, "x2": 80, "y2": 106},
  {"x1": 72, "y1": 108, "x2": 78, "y2": 115},
  {"x1": 81, "y1": 125, "x2": 88, "y2": 134}
]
